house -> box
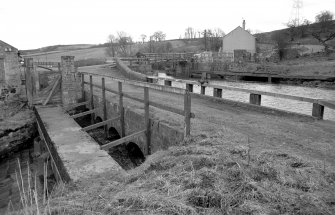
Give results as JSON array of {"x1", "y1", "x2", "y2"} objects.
[
  {"x1": 0, "y1": 40, "x2": 21, "y2": 95},
  {"x1": 222, "y1": 20, "x2": 256, "y2": 61}
]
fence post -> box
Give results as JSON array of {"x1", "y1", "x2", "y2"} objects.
[
  {"x1": 312, "y1": 103, "x2": 324, "y2": 119},
  {"x1": 102, "y1": 77, "x2": 107, "y2": 138},
  {"x1": 89, "y1": 75, "x2": 94, "y2": 124},
  {"x1": 184, "y1": 90, "x2": 191, "y2": 138},
  {"x1": 144, "y1": 87, "x2": 151, "y2": 155},
  {"x1": 81, "y1": 73, "x2": 85, "y2": 101},
  {"x1": 249, "y1": 93, "x2": 262, "y2": 105},
  {"x1": 118, "y1": 82, "x2": 125, "y2": 137}
]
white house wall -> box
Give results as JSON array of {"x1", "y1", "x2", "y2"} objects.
[{"x1": 222, "y1": 27, "x2": 256, "y2": 54}]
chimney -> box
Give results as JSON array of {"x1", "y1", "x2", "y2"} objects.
[{"x1": 242, "y1": 20, "x2": 246, "y2": 30}]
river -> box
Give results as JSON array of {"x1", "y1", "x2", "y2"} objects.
[{"x1": 158, "y1": 73, "x2": 335, "y2": 121}]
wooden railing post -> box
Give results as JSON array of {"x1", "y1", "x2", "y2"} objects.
[
  {"x1": 118, "y1": 82, "x2": 125, "y2": 137},
  {"x1": 81, "y1": 73, "x2": 85, "y2": 101},
  {"x1": 89, "y1": 75, "x2": 94, "y2": 124},
  {"x1": 144, "y1": 87, "x2": 151, "y2": 155},
  {"x1": 249, "y1": 93, "x2": 261, "y2": 105},
  {"x1": 213, "y1": 88, "x2": 222, "y2": 98},
  {"x1": 102, "y1": 77, "x2": 107, "y2": 138},
  {"x1": 312, "y1": 103, "x2": 324, "y2": 119},
  {"x1": 184, "y1": 90, "x2": 191, "y2": 138}
]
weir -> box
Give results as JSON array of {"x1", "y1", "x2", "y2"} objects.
[{"x1": 25, "y1": 56, "x2": 193, "y2": 183}]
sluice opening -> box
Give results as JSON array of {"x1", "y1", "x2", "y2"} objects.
[{"x1": 69, "y1": 107, "x2": 146, "y2": 170}]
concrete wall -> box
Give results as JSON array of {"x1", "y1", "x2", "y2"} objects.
[
  {"x1": 115, "y1": 58, "x2": 147, "y2": 81},
  {"x1": 222, "y1": 27, "x2": 256, "y2": 54},
  {"x1": 0, "y1": 41, "x2": 20, "y2": 94},
  {"x1": 86, "y1": 92, "x2": 184, "y2": 156}
]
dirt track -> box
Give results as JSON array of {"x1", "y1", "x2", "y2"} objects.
[{"x1": 79, "y1": 65, "x2": 335, "y2": 168}]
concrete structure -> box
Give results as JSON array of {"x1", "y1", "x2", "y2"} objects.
[
  {"x1": 222, "y1": 23, "x2": 256, "y2": 57},
  {"x1": 61, "y1": 56, "x2": 81, "y2": 106},
  {"x1": 0, "y1": 40, "x2": 21, "y2": 95}
]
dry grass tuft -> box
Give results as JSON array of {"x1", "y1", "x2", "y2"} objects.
[{"x1": 8, "y1": 135, "x2": 335, "y2": 214}]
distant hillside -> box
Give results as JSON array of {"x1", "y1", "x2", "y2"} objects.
[
  {"x1": 21, "y1": 44, "x2": 94, "y2": 55},
  {"x1": 255, "y1": 21, "x2": 335, "y2": 47}
]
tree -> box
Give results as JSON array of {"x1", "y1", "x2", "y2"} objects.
[
  {"x1": 286, "y1": 18, "x2": 300, "y2": 41},
  {"x1": 315, "y1": 10, "x2": 334, "y2": 23},
  {"x1": 116, "y1": 31, "x2": 133, "y2": 56},
  {"x1": 140, "y1": 34, "x2": 147, "y2": 43},
  {"x1": 152, "y1": 31, "x2": 166, "y2": 42},
  {"x1": 185, "y1": 27, "x2": 196, "y2": 39},
  {"x1": 311, "y1": 10, "x2": 335, "y2": 54},
  {"x1": 202, "y1": 28, "x2": 225, "y2": 51},
  {"x1": 106, "y1": 34, "x2": 117, "y2": 57}
]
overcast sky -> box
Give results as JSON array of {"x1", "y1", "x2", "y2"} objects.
[{"x1": 1, "y1": 0, "x2": 334, "y2": 50}]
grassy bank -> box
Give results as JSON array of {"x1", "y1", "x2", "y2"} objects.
[{"x1": 10, "y1": 134, "x2": 334, "y2": 215}]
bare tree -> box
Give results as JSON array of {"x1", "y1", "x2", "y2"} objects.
[
  {"x1": 185, "y1": 27, "x2": 196, "y2": 39},
  {"x1": 311, "y1": 10, "x2": 335, "y2": 54},
  {"x1": 140, "y1": 34, "x2": 147, "y2": 43},
  {"x1": 106, "y1": 34, "x2": 117, "y2": 57},
  {"x1": 152, "y1": 31, "x2": 166, "y2": 42}
]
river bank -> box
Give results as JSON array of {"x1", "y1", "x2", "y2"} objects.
[{"x1": 0, "y1": 100, "x2": 37, "y2": 212}]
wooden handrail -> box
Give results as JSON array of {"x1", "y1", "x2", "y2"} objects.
[
  {"x1": 80, "y1": 71, "x2": 186, "y2": 95},
  {"x1": 101, "y1": 129, "x2": 146, "y2": 150},
  {"x1": 83, "y1": 81, "x2": 195, "y2": 118},
  {"x1": 70, "y1": 108, "x2": 98, "y2": 119},
  {"x1": 81, "y1": 116, "x2": 120, "y2": 132}
]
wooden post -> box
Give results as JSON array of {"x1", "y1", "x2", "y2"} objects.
[
  {"x1": 249, "y1": 93, "x2": 262, "y2": 105},
  {"x1": 89, "y1": 75, "x2": 94, "y2": 124},
  {"x1": 102, "y1": 77, "x2": 107, "y2": 138},
  {"x1": 184, "y1": 90, "x2": 191, "y2": 138},
  {"x1": 201, "y1": 86, "x2": 206, "y2": 95},
  {"x1": 118, "y1": 82, "x2": 125, "y2": 137},
  {"x1": 144, "y1": 87, "x2": 151, "y2": 155},
  {"x1": 25, "y1": 58, "x2": 34, "y2": 107},
  {"x1": 58, "y1": 63, "x2": 61, "y2": 72},
  {"x1": 213, "y1": 88, "x2": 222, "y2": 98},
  {"x1": 312, "y1": 103, "x2": 324, "y2": 119},
  {"x1": 268, "y1": 76, "x2": 272, "y2": 83},
  {"x1": 186, "y1": 84, "x2": 193, "y2": 93},
  {"x1": 81, "y1": 73, "x2": 85, "y2": 101}
]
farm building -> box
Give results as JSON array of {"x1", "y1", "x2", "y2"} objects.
[
  {"x1": 0, "y1": 40, "x2": 21, "y2": 96},
  {"x1": 222, "y1": 21, "x2": 256, "y2": 61}
]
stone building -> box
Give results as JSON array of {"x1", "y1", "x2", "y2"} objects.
[
  {"x1": 0, "y1": 40, "x2": 21, "y2": 96},
  {"x1": 222, "y1": 21, "x2": 256, "y2": 61}
]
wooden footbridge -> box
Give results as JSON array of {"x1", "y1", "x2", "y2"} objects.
[
  {"x1": 24, "y1": 56, "x2": 193, "y2": 183},
  {"x1": 24, "y1": 55, "x2": 335, "y2": 184}
]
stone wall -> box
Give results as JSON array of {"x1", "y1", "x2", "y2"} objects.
[
  {"x1": 61, "y1": 56, "x2": 81, "y2": 106},
  {"x1": 0, "y1": 41, "x2": 21, "y2": 97}
]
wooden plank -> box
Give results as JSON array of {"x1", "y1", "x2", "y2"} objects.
[
  {"x1": 70, "y1": 108, "x2": 98, "y2": 119},
  {"x1": 204, "y1": 83, "x2": 318, "y2": 103},
  {"x1": 184, "y1": 91, "x2": 191, "y2": 138},
  {"x1": 101, "y1": 129, "x2": 146, "y2": 150},
  {"x1": 84, "y1": 81, "x2": 195, "y2": 118},
  {"x1": 42, "y1": 75, "x2": 61, "y2": 106},
  {"x1": 144, "y1": 87, "x2": 151, "y2": 155},
  {"x1": 63, "y1": 101, "x2": 90, "y2": 111},
  {"x1": 81, "y1": 73, "x2": 85, "y2": 100},
  {"x1": 318, "y1": 100, "x2": 335, "y2": 110},
  {"x1": 102, "y1": 77, "x2": 107, "y2": 138},
  {"x1": 80, "y1": 71, "x2": 186, "y2": 95},
  {"x1": 89, "y1": 75, "x2": 94, "y2": 124},
  {"x1": 119, "y1": 82, "x2": 125, "y2": 137},
  {"x1": 81, "y1": 116, "x2": 120, "y2": 132}
]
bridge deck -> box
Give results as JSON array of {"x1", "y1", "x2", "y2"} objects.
[{"x1": 36, "y1": 106, "x2": 124, "y2": 182}]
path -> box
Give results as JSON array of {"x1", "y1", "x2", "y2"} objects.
[{"x1": 79, "y1": 65, "x2": 335, "y2": 167}]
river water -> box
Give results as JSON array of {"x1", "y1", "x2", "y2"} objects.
[{"x1": 158, "y1": 73, "x2": 335, "y2": 121}]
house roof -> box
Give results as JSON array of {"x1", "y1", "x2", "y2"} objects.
[
  {"x1": 0, "y1": 40, "x2": 18, "y2": 50},
  {"x1": 223, "y1": 26, "x2": 255, "y2": 39}
]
